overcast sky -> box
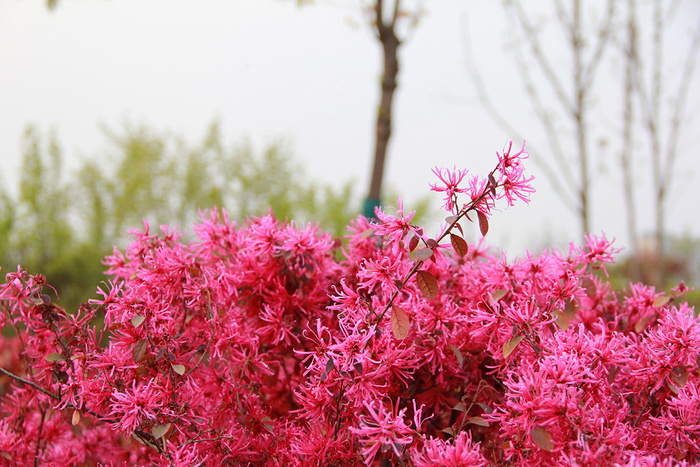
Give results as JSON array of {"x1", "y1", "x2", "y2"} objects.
[{"x1": 1, "y1": 0, "x2": 699, "y2": 258}]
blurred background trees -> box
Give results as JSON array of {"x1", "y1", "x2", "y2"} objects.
[
  {"x1": 464, "y1": 0, "x2": 700, "y2": 298},
  {"x1": 3, "y1": 0, "x2": 698, "y2": 310},
  {"x1": 0, "y1": 122, "x2": 386, "y2": 312}
]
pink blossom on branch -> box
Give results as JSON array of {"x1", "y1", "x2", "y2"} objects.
[{"x1": 0, "y1": 141, "x2": 698, "y2": 465}]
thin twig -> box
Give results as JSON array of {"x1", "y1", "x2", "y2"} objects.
[{"x1": 0, "y1": 366, "x2": 60, "y2": 401}]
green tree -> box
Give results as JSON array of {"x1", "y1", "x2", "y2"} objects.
[{"x1": 1, "y1": 122, "x2": 372, "y2": 313}]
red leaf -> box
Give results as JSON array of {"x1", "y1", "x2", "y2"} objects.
[
  {"x1": 416, "y1": 271, "x2": 439, "y2": 300},
  {"x1": 133, "y1": 339, "x2": 148, "y2": 363},
  {"x1": 477, "y1": 211, "x2": 489, "y2": 236},
  {"x1": 408, "y1": 235, "x2": 419, "y2": 252},
  {"x1": 468, "y1": 416, "x2": 490, "y2": 427},
  {"x1": 413, "y1": 248, "x2": 433, "y2": 262},
  {"x1": 580, "y1": 276, "x2": 596, "y2": 298},
  {"x1": 450, "y1": 234, "x2": 468, "y2": 258},
  {"x1": 488, "y1": 173, "x2": 497, "y2": 197},
  {"x1": 391, "y1": 305, "x2": 410, "y2": 340}
]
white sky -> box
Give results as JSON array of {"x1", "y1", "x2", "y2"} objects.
[{"x1": 1, "y1": 0, "x2": 699, "y2": 259}]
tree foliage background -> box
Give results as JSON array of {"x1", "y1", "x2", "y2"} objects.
[{"x1": 0, "y1": 123, "x2": 429, "y2": 313}]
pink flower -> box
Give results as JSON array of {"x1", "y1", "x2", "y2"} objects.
[
  {"x1": 110, "y1": 379, "x2": 165, "y2": 434},
  {"x1": 413, "y1": 431, "x2": 488, "y2": 467},
  {"x1": 349, "y1": 399, "x2": 416, "y2": 464},
  {"x1": 430, "y1": 166, "x2": 469, "y2": 213}
]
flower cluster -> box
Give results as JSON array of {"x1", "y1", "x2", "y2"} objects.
[{"x1": 0, "y1": 141, "x2": 698, "y2": 466}]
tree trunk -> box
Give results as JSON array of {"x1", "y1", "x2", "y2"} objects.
[{"x1": 364, "y1": 0, "x2": 401, "y2": 218}]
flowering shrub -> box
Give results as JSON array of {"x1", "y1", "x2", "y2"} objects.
[{"x1": 0, "y1": 141, "x2": 698, "y2": 466}]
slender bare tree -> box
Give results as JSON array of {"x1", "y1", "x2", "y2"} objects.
[
  {"x1": 630, "y1": 0, "x2": 700, "y2": 258},
  {"x1": 364, "y1": 0, "x2": 402, "y2": 217},
  {"x1": 465, "y1": 0, "x2": 615, "y2": 239},
  {"x1": 620, "y1": 0, "x2": 639, "y2": 252}
]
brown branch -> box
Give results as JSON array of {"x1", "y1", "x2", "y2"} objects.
[
  {"x1": 460, "y1": 12, "x2": 578, "y2": 211},
  {"x1": 0, "y1": 366, "x2": 60, "y2": 401},
  {"x1": 505, "y1": 7, "x2": 579, "y2": 192},
  {"x1": 507, "y1": 0, "x2": 573, "y2": 116}
]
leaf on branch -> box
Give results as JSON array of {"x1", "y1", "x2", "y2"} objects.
[
  {"x1": 635, "y1": 314, "x2": 654, "y2": 333},
  {"x1": 391, "y1": 305, "x2": 410, "y2": 340},
  {"x1": 171, "y1": 364, "x2": 186, "y2": 375},
  {"x1": 468, "y1": 416, "x2": 490, "y2": 427},
  {"x1": 553, "y1": 310, "x2": 569, "y2": 331},
  {"x1": 453, "y1": 402, "x2": 467, "y2": 412},
  {"x1": 445, "y1": 215, "x2": 458, "y2": 225},
  {"x1": 152, "y1": 423, "x2": 171, "y2": 439},
  {"x1": 45, "y1": 353, "x2": 66, "y2": 362},
  {"x1": 0, "y1": 452, "x2": 11, "y2": 461},
  {"x1": 133, "y1": 339, "x2": 148, "y2": 363},
  {"x1": 426, "y1": 239, "x2": 439, "y2": 248},
  {"x1": 360, "y1": 228, "x2": 375, "y2": 239},
  {"x1": 491, "y1": 289, "x2": 508, "y2": 302},
  {"x1": 416, "y1": 271, "x2": 439, "y2": 300},
  {"x1": 653, "y1": 294, "x2": 671, "y2": 308},
  {"x1": 450, "y1": 234, "x2": 468, "y2": 258},
  {"x1": 477, "y1": 211, "x2": 489, "y2": 236},
  {"x1": 580, "y1": 277, "x2": 596, "y2": 298},
  {"x1": 448, "y1": 344, "x2": 463, "y2": 368},
  {"x1": 502, "y1": 336, "x2": 523, "y2": 359},
  {"x1": 354, "y1": 360, "x2": 363, "y2": 375},
  {"x1": 408, "y1": 235, "x2": 419, "y2": 252},
  {"x1": 531, "y1": 426, "x2": 554, "y2": 451},
  {"x1": 131, "y1": 315, "x2": 146, "y2": 328},
  {"x1": 488, "y1": 173, "x2": 497, "y2": 197},
  {"x1": 71, "y1": 410, "x2": 81, "y2": 426},
  {"x1": 670, "y1": 366, "x2": 689, "y2": 388},
  {"x1": 412, "y1": 248, "x2": 433, "y2": 262}
]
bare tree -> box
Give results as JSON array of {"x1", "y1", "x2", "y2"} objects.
[
  {"x1": 620, "y1": 0, "x2": 639, "y2": 252},
  {"x1": 364, "y1": 0, "x2": 402, "y2": 217},
  {"x1": 362, "y1": 0, "x2": 422, "y2": 217},
  {"x1": 630, "y1": 0, "x2": 700, "y2": 258},
  {"x1": 464, "y1": 0, "x2": 615, "y2": 239}
]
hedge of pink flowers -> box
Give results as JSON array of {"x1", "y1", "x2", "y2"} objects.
[{"x1": 1, "y1": 142, "x2": 698, "y2": 466}]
